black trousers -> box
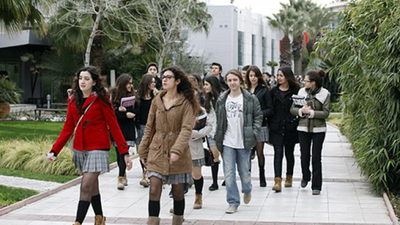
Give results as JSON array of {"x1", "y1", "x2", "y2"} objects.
[
  {"x1": 273, "y1": 143, "x2": 295, "y2": 178},
  {"x1": 298, "y1": 131, "x2": 326, "y2": 191}
]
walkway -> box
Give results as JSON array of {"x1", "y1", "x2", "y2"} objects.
[{"x1": 0, "y1": 124, "x2": 394, "y2": 224}]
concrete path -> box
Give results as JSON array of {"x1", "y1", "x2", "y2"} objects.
[{"x1": 0, "y1": 124, "x2": 395, "y2": 224}]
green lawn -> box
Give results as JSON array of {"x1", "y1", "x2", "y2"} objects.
[
  {"x1": 0, "y1": 185, "x2": 38, "y2": 206},
  {"x1": 0, "y1": 120, "x2": 64, "y2": 141}
]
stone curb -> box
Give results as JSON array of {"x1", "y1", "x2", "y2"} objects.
[
  {"x1": 0, "y1": 154, "x2": 138, "y2": 217},
  {"x1": 383, "y1": 192, "x2": 399, "y2": 225}
]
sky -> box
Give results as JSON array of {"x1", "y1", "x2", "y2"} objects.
[{"x1": 205, "y1": 0, "x2": 338, "y2": 15}]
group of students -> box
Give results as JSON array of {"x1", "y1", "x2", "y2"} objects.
[{"x1": 46, "y1": 62, "x2": 330, "y2": 225}]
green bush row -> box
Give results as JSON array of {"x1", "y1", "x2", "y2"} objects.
[{"x1": 319, "y1": 0, "x2": 400, "y2": 193}]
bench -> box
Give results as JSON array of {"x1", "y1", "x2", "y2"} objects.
[
  {"x1": 34, "y1": 108, "x2": 67, "y2": 119},
  {"x1": 52, "y1": 103, "x2": 68, "y2": 108}
]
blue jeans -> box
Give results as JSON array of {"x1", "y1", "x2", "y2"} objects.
[{"x1": 223, "y1": 146, "x2": 252, "y2": 208}]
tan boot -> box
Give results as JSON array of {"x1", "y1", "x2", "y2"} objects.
[
  {"x1": 117, "y1": 177, "x2": 124, "y2": 190},
  {"x1": 147, "y1": 216, "x2": 160, "y2": 225},
  {"x1": 122, "y1": 173, "x2": 128, "y2": 186},
  {"x1": 285, "y1": 175, "x2": 293, "y2": 187},
  {"x1": 272, "y1": 177, "x2": 282, "y2": 192},
  {"x1": 172, "y1": 215, "x2": 184, "y2": 225},
  {"x1": 72, "y1": 222, "x2": 81, "y2": 225},
  {"x1": 140, "y1": 171, "x2": 149, "y2": 187},
  {"x1": 193, "y1": 193, "x2": 202, "y2": 209},
  {"x1": 94, "y1": 215, "x2": 106, "y2": 225}
]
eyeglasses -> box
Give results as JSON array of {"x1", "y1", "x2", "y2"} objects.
[{"x1": 161, "y1": 75, "x2": 174, "y2": 80}]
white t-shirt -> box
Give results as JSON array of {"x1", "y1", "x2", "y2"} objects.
[{"x1": 223, "y1": 94, "x2": 244, "y2": 149}]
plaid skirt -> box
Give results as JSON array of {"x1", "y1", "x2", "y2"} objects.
[
  {"x1": 72, "y1": 149, "x2": 110, "y2": 173},
  {"x1": 192, "y1": 158, "x2": 205, "y2": 167},
  {"x1": 257, "y1": 126, "x2": 270, "y2": 142},
  {"x1": 147, "y1": 171, "x2": 192, "y2": 185}
]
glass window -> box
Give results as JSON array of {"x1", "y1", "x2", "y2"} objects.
[{"x1": 238, "y1": 31, "x2": 244, "y2": 66}]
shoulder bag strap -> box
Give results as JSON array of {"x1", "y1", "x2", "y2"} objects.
[{"x1": 73, "y1": 100, "x2": 95, "y2": 133}]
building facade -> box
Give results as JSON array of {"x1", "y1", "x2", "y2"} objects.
[{"x1": 186, "y1": 5, "x2": 283, "y2": 75}]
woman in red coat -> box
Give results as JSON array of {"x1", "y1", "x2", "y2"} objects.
[{"x1": 46, "y1": 66, "x2": 132, "y2": 225}]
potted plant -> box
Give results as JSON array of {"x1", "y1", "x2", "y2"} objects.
[{"x1": 0, "y1": 79, "x2": 23, "y2": 118}]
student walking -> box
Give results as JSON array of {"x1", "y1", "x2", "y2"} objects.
[
  {"x1": 269, "y1": 67, "x2": 300, "y2": 192},
  {"x1": 46, "y1": 66, "x2": 132, "y2": 225},
  {"x1": 138, "y1": 66, "x2": 201, "y2": 225},
  {"x1": 214, "y1": 69, "x2": 262, "y2": 214},
  {"x1": 136, "y1": 74, "x2": 157, "y2": 188},
  {"x1": 290, "y1": 70, "x2": 330, "y2": 195},
  {"x1": 111, "y1": 74, "x2": 139, "y2": 190},
  {"x1": 245, "y1": 65, "x2": 273, "y2": 187},
  {"x1": 203, "y1": 75, "x2": 225, "y2": 191}
]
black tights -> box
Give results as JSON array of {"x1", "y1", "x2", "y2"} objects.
[
  {"x1": 75, "y1": 172, "x2": 100, "y2": 223},
  {"x1": 115, "y1": 147, "x2": 126, "y2": 177},
  {"x1": 148, "y1": 176, "x2": 185, "y2": 216},
  {"x1": 256, "y1": 142, "x2": 265, "y2": 167}
]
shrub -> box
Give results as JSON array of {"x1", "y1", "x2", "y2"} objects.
[
  {"x1": 0, "y1": 138, "x2": 80, "y2": 176},
  {"x1": 318, "y1": 0, "x2": 400, "y2": 193}
]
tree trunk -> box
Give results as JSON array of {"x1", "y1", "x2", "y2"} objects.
[
  {"x1": 84, "y1": 0, "x2": 104, "y2": 67},
  {"x1": 292, "y1": 34, "x2": 303, "y2": 75},
  {"x1": 280, "y1": 35, "x2": 291, "y2": 67}
]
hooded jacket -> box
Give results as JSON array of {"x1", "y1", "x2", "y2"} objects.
[{"x1": 138, "y1": 91, "x2": 195, "y2": 175}]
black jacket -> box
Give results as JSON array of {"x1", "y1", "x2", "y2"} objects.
[
  {"x1": 252, "y1": 84, "x2": 273, "y2": 126},
  {"x1": 268, "y1": 85, "x2": 299, "y2": 145}
]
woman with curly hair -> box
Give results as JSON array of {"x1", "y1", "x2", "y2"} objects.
[
  {"x1": 139, "y1": 66, "x2": 201, "y2": 225},
  {"x1": 47, "y1": 66, "x2": 132, "y2": 225}
]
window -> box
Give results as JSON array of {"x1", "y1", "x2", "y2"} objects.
[
  {"x1": 262, "y1": 37, "x2": 266, "y2": 69},
  {"x1": 238, "y1": 31, "x2": 244, "y2": 66},
  {"x1": 252, "y1": 34, "x2": 256, "y2": 65},
  {"x1": 271, "y1": 39, "x2": 275, "y2": 62}
]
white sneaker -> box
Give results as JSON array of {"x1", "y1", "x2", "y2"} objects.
[{"x1": 225, "y1": 206, "x2": 237, "y2": 214}]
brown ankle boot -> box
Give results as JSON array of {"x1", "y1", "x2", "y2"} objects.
[
  {"x1": 117, "y1": 176, "x2": 124, "y2": 190},
  {"x1": 122, "y1": 173, "x2": 128, "y2": 186},
  {"x1": 172, "y1": 215, "x2": 184, "y2": 225},
  {"x1": 285, "y1": 175, "x2": 293, "y2": 187},
  {"x1": 94, "y1": 215, "x2": 106, "y2": 225},
  {"x1": 73, "y1": 222, "x2": 81, "y2": 225},
  {"x1": 193, "y1": 193, "x2": 202, "y2": 209},
  {"x1": 147, "y1": 216, "x2": 160, "y2": 225},
  {"x1": 140, "y1": 171, "x2": 149, "y2": 187},
  {"x1": 272, "y1": 177, "x2": 282, "y2": 192}
]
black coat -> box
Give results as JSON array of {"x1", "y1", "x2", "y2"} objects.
[
  {"x1": 113, "y1": 100, "x2": 139, "y2": 142},
  {"x1": 268, "y1": 86, "x2": 299, "y2": 145},
  {"x1": 252, "y1": 84, "x2": 273, "y2": 126}
]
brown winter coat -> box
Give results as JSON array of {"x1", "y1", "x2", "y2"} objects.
[{"x1": 138, "y1": 91, "x2": 195, "y2": 175}]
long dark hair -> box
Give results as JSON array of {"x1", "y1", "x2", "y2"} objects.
[
  {"x1": 161, "y1": 66, "x2": 201, "y2": 114},
  {"x1": 137, "y1": 74, "x2": 155, "y2": 99},
  {"x1": 72, "y1": 66, "x2": 111, "y2": 113},
  {"x1": 307, "y1": 70, "x2": 326, "y2": 89},
  {"x1": 278, "y1": 67, "x2": 301, "y2": 90},
  {"x1": 111, "y1": 74, "x2": 139, "y2": 108},
  {"x1": 204, "y1": 75, "x2": 224, "y2": 113},
  {"x1": 246, "y1": 65, "x2": 268, "y2": 90}
]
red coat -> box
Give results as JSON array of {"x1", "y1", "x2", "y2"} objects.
[{"x1": 51, "y1": 91, "x2": 128, "y2": 156}]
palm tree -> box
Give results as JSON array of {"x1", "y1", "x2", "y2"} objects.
[
  {"x1": 267, "y1": 6, "x2": 299, "y2": 68},
  {"x1": 305, "y1": 8, "x2": 335, "y2": 55},
  {"x1": 48, "y1": 0, "x2": 148, "y2": 74},
  {"x1": 266, "y1": 61, "x2": 278, "y2": 76},
  {"x1": 0, "y1": 0, "x2": 48, "y2": 34}
]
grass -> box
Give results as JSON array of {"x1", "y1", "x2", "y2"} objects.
[
  {"x1": 327, "y1": 113, "x2": 343, "y2": 128},
  {"x1": 0, "y1": 185, "x2": 38, "y2": 206},
  {"x1": 0, "y1": 120, "x2": 64, "y2": 141}
]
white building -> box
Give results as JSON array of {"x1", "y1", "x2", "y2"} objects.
[{"x1": 187, "y1": 5, "x2": 283, "y2": 75}]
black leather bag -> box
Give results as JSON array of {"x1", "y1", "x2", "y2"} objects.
[{"x1": 203, "y1": 148, "x2": 214, "y2": 167}]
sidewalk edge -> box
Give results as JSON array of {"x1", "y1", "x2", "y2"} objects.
[
  {"x1": 383, "y1": 192, "x2": 399, "y2": 225},
  {"x1": 0, "y1": 155, "x2": 138, "y2": 217}
]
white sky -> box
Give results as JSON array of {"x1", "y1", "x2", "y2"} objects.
[{"x1": 205, "y1": 0, "x2": 338, "y2": 15}]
